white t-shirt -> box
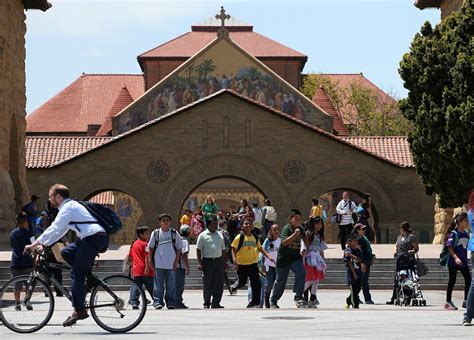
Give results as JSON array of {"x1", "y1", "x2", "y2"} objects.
[
  {"x1": 147, "y1": 229, "x2": 183, "y2": 269},
  {"x1": 253, "y1": 208, "x2": 263, "y2": 227},
  {"x1": 261, "y1": 238, "x2": 281, "y2": 269},
  {"x1": 179, "y1": 238, "x2": 190, "y2": 269}
]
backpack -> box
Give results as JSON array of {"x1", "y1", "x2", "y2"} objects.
[
  {"x1": 70, "y1": 201, "x2": 123, "y2": 235},
  {"x1": 236, "y1": 231, "x2": 256, "y2": 253},
  {"x1": 149, "y1": 228, "x2": 177, "y2": 265},
  {"x1": 439, "y1": 230, "x2": 459, "y2": 266},
  {"x1": 264, "y1": 206, "x2": 277, "y2": 221}
]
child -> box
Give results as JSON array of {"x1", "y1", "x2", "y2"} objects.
[
  {"x1": 231, "y1": 218, "x2": 274, "y2": 308},
  {"x1": 128, "y1": 225, "x2": 154, "y2": 309},
  {"x1": 175, "y1": 224, "x2": 191, "y2": 309},
  {"x1": 260, "y1": 224, "x2": 281, "y2": 308},
  {"x1": 343, "y1": 235, "x2": 365, "y2": 309},
  {"x1": 301, "y1": 216, "x2": 327, "y2": 308}
]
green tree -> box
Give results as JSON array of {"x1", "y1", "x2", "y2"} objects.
[{"x1": 398, "y1": 1, "x2": 473, "y2": 208}]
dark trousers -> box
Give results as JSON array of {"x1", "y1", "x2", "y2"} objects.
[
  {"x1": 202, "y1": 257, "x2": 224, "y2": 307},
  {"x1": 263, "y1": 220, "x2": 273, "y2": 240},
  {"x1": 130, "y1": 276, "x2": 154, "y2": 305},
  {"x1": 46, "y1": 251, "x2": 63, "y2": 295},
  {"x1": 361, "y1": 265, "x2": 372, "y2": 302},
  {"x1": 447, "y1": 264, "x2": 472, "y2": 302},
  {"x1": 347, "y1": 279, "x2": 361, "y2": 308},
  {"x1": 61, "y1": 234, "x2": 109, "y2": 310},
  {"x1": 339, "y1": 224, "x2": 353, "y2": 250},
  {"x1": 175, "y1": 267, "x2": 186, "y2": 306},
  {"x1": 236, "y1": 263, "x2": 261, "y2": 305}
]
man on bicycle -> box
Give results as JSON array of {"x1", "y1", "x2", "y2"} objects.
[{"x1": 25, "y1": 184, "x2": 109, "y2": 327}]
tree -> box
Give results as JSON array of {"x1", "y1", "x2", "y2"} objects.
[{"x1": 398, "y1": 1, "x2": 473, "y2": 208}]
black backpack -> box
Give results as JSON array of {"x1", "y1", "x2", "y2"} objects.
[
  {"x1": 236, "y1": 231, "x2": 256, "y2": 253},
  {"x1": 70, "y1": 201, "x2": 123, "y2": 235}
]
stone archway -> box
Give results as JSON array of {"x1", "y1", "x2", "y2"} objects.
[
  {"x1": 69, "y1": 170, "x2": 160, "y2": 226},
  {"x1": 161, "y1": 155, "x2": 292, "y2": 224}
]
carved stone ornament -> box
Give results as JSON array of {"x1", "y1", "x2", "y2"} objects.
[
  {"x1": 147, "y1": 160, "x2": 170, "y2": 183},
  {"x1": 283, "y1": 160, "x2": 306, "y2": 183}
]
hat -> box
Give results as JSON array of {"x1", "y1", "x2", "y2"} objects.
[
  {"x1": 353, "y1": 223, "x2": 367, "y2": 231},
  {"x1": 31, "y1": 195, "x2": 40, "y2": 200},
  {"x1": 207, "y1": 215, "x2": 218, "y2": 223},
  {"x1": 158, "y1": 213, "x2": 171, "y2": 220},
  {"x1": 179, "y1": 224, "x2": 191, "y2": 236}
]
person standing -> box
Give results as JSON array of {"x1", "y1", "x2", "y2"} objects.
[
  {"x1": 196, "y1": 215, "x2": 227, "y2": 308},
  {"x1": 336, "y1": 192, "x2": 357, "y2": 251},
  {"x1": 175, "y1": 224, "x2": 191, "y2": 309},
  {"x1": 270, "y1": 209, "x2": 308, "y2": 308},
  {"x1": 10, "y1": 211, "x2": 34, "y2": 311},
  {"x1": 261, "y1": 224, "x2": 281, "y2": 308},
  {"x1": 147, "y1": 213, "x2": 183, "y2": 310},
  {"x1": 22, "y1": 195, "x2": 40, "y2": 235},
  {"x1": 261, "y1": 199, "x2": 277, "y2": 240},
  {"x1": 252, "y1": 202, "x2": 263, "y2": 240},
  {"x1": 353, "y1": 223, "x2": 374, "y2": 304},
  {"x1": 201, "y1": 195, "x2": 220, "y2": 230},
  {"x1": 444, "y1": 212, "x2": 471, "y2": 310},
  {"x1": 343, "y1": 235, "x2": 365, "y2": 309},
  {"x1": 180, "y1": 209, "x2": 192, "y2": 226}
]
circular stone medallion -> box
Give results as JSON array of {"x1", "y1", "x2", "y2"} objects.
[
  {"x1": 283, "y1": 160, "x2": 306, "y2": 183},
  {"x1": 147, "y1": 160, "x2": 170, "y2": 183}
]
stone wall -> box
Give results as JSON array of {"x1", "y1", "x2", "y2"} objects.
[
  {"x1": 440, "y1": 0, "x2": 464, "y2": 19},
  {"x1": 0, "y1": 0, "x2": 29, "y2": 243}
]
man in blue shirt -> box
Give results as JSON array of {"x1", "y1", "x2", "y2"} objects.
[{"x1": 25, "y1": 184, "x2": 109, "y2": 327}]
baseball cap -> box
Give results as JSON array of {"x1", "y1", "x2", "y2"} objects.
[
  {"x1": 158, "y1": 213, "x2": 171, "y2": 221},
  {"x1": 179, "y1": 224, "x2": 191, "y2": 236}
]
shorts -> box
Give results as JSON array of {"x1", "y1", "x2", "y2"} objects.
[{"x1": 11, "y1": 268, "x2": 33, "y2": 290}]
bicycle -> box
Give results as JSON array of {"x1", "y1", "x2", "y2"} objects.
[{"x1": 0, "y1": 249, "x2": 147, "y2": 333}]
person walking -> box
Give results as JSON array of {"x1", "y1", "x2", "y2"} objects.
[
  {"x1": 261, "y1": 199, "x2": 277, "y2": 241},
  {"x1": 196, "y1": 215, "x2": 227, "y2": 308},
  {"x1": 336, "y1": 192, "x2": 357, "y2": 251},
  {"x1": 201, "y1": 195, "x2": 219, "y2": 230},
  {"x1": 261, "y1": 224, "x2": 281, "y2": 308},
  {"x1": 343, "y1": 235, "x2": 365, "y2": 309},
  {"x1": 444, "y1": 212, "x2": 471, "y2": 310},
  {"x1": 353, "y1": 223, "x2": 374, "y2": 304},
  {"x1": 22, "y1": 194, "x2": 40, "y2": 235},
  {"x1": 270, "y1": 209, "x2": 308, "y2": 308}
]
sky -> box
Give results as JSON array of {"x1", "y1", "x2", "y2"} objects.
[{"x1": 24, "y1": 0, "x2": 441, "y2": 113}]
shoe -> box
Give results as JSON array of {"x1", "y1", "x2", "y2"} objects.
[
  {"x1": 203, "y1": 304, "x2": 210, "y2": 309},
  {"x1": 15, "y1": 304, "x2": 21, "y2": 311},
  {"x1": 354, "y1": 305, "x2": 360, "y2": 309},
  {"x1": 463, "y1": 319, "x2": 472, "y2": 326},
  {"x1": 358, "y1": 298, "x2": 364, "y2": 305},
  {"x1": 154, "y1": 304, "x2": 164, "y2": 310},
  {"x1": 444, "y1": 302, "x2": 458, "y2": 310},
  {"x1": 386, "y1": 300, "x2": 394, "y2": 305},
  {"x1": 247, "y1": 302, "x2": 256, "y2": 308},
  {"x1": 344, "y1": 303, "x2": 350, "y2": 309},
  {"x1": 307, "y1": 301, "x2": 317, "y2": 309},
  {"x1": 315, "y1": 297, "x2": 320, "y2": 306},
  {"x1": 63, "y1": 310, "x2": 89, "y2": 327},
  {"x1": 176, "y1": 304, "x2": 189, "y2": 309},
  {"x1": 296, "y1": 299, "x2": 307, "y2": 308},
  {"x1": 270, "y1": 302, "x2": 280, "y2": 309},
  {"x1": 462, "y1": 300, "x2": 467, "y2": 309},
  {"x1": 132, "y1": 304, "x2": 139, "y2": 310},
  {"x1": 365, "y1": 300, "x2": 375, "y2": 305},
  {"x1": 146, "y1": 299, "x2": 151, "y2": 305},
  {"x1": 25, "y1": 301, "x2": 33, "y2": 311},
  {"x1": 211, "y1": 304, "x2": 224, "y2": 309},
  {"x1": 167, "y1": 305, "x2": 175, "y2": 310}
]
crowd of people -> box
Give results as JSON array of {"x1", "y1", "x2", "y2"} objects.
[{"x1": 7, "y1": 187, "x2": 474, "y2": 327}]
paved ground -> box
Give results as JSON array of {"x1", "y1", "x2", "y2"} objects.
[{"x1": 1, "y1": 289, "x2": 472, "y2": 339}]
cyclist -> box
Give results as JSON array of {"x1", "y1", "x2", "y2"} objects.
[{"x1": 24, "y1": 184, "x2": 109, "y2": 327}]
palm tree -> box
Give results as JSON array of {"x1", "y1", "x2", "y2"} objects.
[{"x1": 199, "y1": 59, "x2": 216, "y2": 81}]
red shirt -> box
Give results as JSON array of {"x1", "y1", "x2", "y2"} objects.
[{"x1": 128, "y1": 239, "x2": 154, "y2": 277}]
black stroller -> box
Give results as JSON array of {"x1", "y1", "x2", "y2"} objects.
[{"x1": 394, "y1": 254, "x2": 426, "y2": 306}]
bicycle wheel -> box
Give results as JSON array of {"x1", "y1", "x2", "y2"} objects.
[
  {"x1": 89, "y1": 275, "x2": 146, "y2": 333},
  {"x1": 0, "y1": 275, "x2": 54, "y2": 333}
]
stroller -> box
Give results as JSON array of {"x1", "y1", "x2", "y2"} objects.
[{"x1": 394, "y1": 254, "x2": 426, "y2": 306}]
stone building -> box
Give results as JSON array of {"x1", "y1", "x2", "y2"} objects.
[
  {"x1": 415, "y1": 0, "x2": 464, "y2": 19},
  {"x1": 0, "y1": 0, "x2": 50, "y2": 243}
]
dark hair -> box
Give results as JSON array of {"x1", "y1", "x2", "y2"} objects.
[
  {"x1": 50, "y1": 184, "x2": 70, "y2": 199},
  {"x1": 444, "y1": 212, "x2": 469, "y2": 243},
  {"x1": 16, "y1": 211, "x2": 27, "y2": 225},
  {"x1": 304, "y1": 216, "x2": 324, "y2": 243},
  {"x1": 264, "y1": 199, "x2": 271, "y2": 206},
  {"x1": 241, "y1": 199, "x2": 249, "y2": 207},
  {"x1": 312, "y1": 197, "x2": 319, "y2": 205},
  {"x1": 136, "y1": 225, "x2": 150, "y2": 238},
  {"x1": 288, "y1": 209, "x2": 302, "y2": 219},
  {"x1": 400, "y1": 222, "x2": 412, "y2": 234},
  {"x1": 347, "y1": 234, "x2": 358, "y2": 243},
  {"x1": 252, "y1": 202, "x2": 258, "y2": 208}
]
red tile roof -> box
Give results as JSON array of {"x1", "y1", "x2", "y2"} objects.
[
  {"x1": 313, "y1": 87, "x2": 349, "y2": 136},
  {"x1": 26, "y1": 136, "x2": 111, "y2": 168},
  {"x1": 339, "y1": 136, "x2": 413, "y2": 168},
  {"x1": 26, "y1": 74, "x2": 144, "y2": 134},
  {"x1": 89, "y1": 191, "x2": 114, "y2": 205},
  {"x1": 138, "y1": 31, "x2": 306, "y2": 59},
  {"x1": 96, "y1": 85, "x2": 134, "y2": 137},
  {"x1": 25, "y1": 90, "x2": 413, "y2": 169}
]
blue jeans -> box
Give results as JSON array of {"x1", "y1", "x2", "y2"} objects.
[
  {"x1": 153, "y1": 268, "x2": 176, "y2": 307},
  {"x1": 265, "y1": 266, "x2": 277, "y2": 298},
  {"x1": 61, "y1": 234, "x2": 109, "y2": 310},
  {"x1": 130, "y1": 276, "x2": 154, "y2": 306},
  {"x1": 271, "y1": 258, "x2": 306, "y2": 303},
  {"x1": 361, "y1": 265, "x2": 372, "y2": 302},
  {"x1": 464, "y1": 256, "x2": 474, "y2": 322},
  {"x1": 175, "y1": 268, "x2": 186, "y2": 306}
]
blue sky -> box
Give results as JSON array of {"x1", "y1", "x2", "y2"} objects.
[{"x1": 25, "y1": 0, "x2": 441, "y2": 113}]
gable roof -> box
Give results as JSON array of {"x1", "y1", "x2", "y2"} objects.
[
  {"x1": 96, "y1": 85, "x2": 134, "y2": 137},
  {"x1": 25, "y1": 90, "x2": 413, "y2": 169},
  {"x1": 313, "y1": 87, "x2": 349, "y2": 136},
  {"x1": 26, "y1": 74, "x2": 144, "y2": 134}
]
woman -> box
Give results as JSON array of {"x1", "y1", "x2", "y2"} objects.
[
  {"x1": 444, "y1": 212, "x2": 471, "y2": 310},
  {"x1": 353, "y1": 223, "x2": 374, "y2": 304},
  {"x1": 201, "y1": 195, "x2": 219, "y2": 230},
  {"x1": 386, "y1": 221, "x2": 419, "y2": 304},
  {"x1": 235, "y1": 199, "x2": 254, "y2": 225}
]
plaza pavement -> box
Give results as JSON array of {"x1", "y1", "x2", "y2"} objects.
[{"x1": 0, "y1": 289, "x2": 472, "y2": 339}]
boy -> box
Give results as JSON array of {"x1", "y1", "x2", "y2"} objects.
[
  {"x1": 147, "y1": 213, "x2": 183, "y2": 309},
  {"x1": 175, "y1": 224, "x2": 191, "y2": 309},
  {"x1": 231, "y1": 218, "x2": 274, "y2": 308},
  {"x1": 343, "y1": 235, "x2": 366, "y2": 309},
  {"x1": 128, "y1": 225, "x2": 154, "y2": 309}
]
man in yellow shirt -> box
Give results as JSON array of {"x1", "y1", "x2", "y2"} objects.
[{"x1": 231, "y1": 218, "x2": 274, "y2": 308}]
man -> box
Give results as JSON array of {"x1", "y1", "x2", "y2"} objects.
[
  {"x1": 270, "y1": 209, "x2": 308, "y2": 308},
  {"x1": 336, "y1": 192, "x2": 358, "y2": 250},
  {"x1": 25, "y1": 184, "x2": 109, "y2": 327},
  {"x1": 252, "y1": 203, "x2": 263, "y2": 239},
  {"x1": 261, "y1": 199, "x2": 277, "y2": 239},
  {"x1": 196, "y1": 215, "x2": 227, "y2": 308},
  {"x1": 147, "y1": 213, "x2": 183, "y2": 309},
  {"x1": 22, "y1": 194, "x2": 39, "y2": 235}
]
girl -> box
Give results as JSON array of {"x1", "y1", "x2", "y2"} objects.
[
  {"x1": 260, "y1": 224, "x2": 281, "y2": 308},
  {"x1": 444, "y1": 212, "x2": 471, "y2": 310},
  {"x1": 301, "y1": 216, "x2": 327, "y2": 308}
]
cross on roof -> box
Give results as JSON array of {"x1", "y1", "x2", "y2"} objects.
[{"x1": 215, "y1": 6, "x2": 231, "y2": 28}]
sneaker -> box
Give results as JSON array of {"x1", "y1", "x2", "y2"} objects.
[
  {"x1": 62, "y1": 310, "x2": 89, "y2": 327},
  {"x1": 247, "y1": 302, "x2": 256, "y2": 308},
  {"x1": 463, "y1": 319, "x2": 472, "y2": 326},
  {"x1": 167, "y1": 305, "x2": 175, "y2": 310},
  {"x1": 307, "y1": 301, "x2": 317, "y2": 309},
  {"x1": 15, "y1": 304, "x2": 21, "y2": 311},
  {"x1": 203, "y1": 304, "x2": 210, "y2": 309},
  {"x1": 344, "y1": 303, "x2": 350, "y2": 309},
  {"x1": 386, "y1": 300, "x2": 394, "y2": 305},
  {"x1": 296, "y1": 299, "x2": 307, "y2": 308},
  {"x1": 444, "y1": 302, "x2": 458, "y2": 310},
  {"x1": 154, "y1": 304, "x2": 164, "y2": 310},
  {"x1": 25, "y1": 301, "x2": 33, "y2": 311},
  {"x1": 315, "y1": 297, "x2": 320, "y2": 306},
  {"x1": 176, "y1": 304, "x2": 189, "y2": 309},
  {"x1": 132, "y1": 304, "x2": 139, "y2": 310},
  {"x1": 462, "y1": 300, "x2": 467, "y2": 309},
  {"x1": 211, "y1": 304, "x2": 224, "y2": 309},
  {"x1": 270, "y1": 302, "x2": 280, "y2": 309},
  {"x1": 365, "y1": 300, "x2": 375, "y2": 305}
]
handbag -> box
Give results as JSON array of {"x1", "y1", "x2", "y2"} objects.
[{"x1": 416, "y1": 254, "x2": 429, "y2": 277}]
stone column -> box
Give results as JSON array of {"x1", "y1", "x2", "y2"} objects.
[{"x1": 432, "y1": 196, "x2": 454, "y2": 244}]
